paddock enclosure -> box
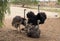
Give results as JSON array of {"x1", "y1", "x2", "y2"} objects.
[{"x1": 0, "y1": 6, "x2": 60, "y2": 41}]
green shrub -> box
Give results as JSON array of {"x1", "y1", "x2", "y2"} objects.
[{"x1": 0, "y1": 0, "x2": 10, "y2": 27}]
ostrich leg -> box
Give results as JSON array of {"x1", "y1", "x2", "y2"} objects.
[
  {"x1": 18, "y1": 21, "x2": 21, "y2": 33},
  {"x1": 37, "y1": 20, "x2": 40, "y2": 28}
]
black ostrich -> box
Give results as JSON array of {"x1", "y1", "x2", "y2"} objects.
[
  {"x1": 36, "y1": 5, "x2": 47, "y2": 24},
  {"x1": 36, "y1": 12, "x2": 47, "y2": 24},
  {"x1": 12, "y1": 9, "x2": 26, "y2": 32},
  {"x1": 26, "y1": 11, "x2": 38, "y2": 25},
  {"x1": 26, "y1": 5, "x2": 47, "y2": 25}
]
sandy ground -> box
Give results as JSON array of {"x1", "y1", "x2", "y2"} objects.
[{"x1": 0, "y1": 6, "x2": 60, "y2": 41}]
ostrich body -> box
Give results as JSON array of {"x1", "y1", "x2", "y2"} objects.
[
  {"x1": 26, "y1": 20, "x2": 40, "y2": 38},
  {"x1": 12, "y1": 9, "x2": 26, "y2": 32}
]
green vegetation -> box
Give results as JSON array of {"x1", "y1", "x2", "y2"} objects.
[
  {"x1": 58, "y1": 0, "x2": 60, "y2": 4},
  {"x1": 0, "y1": 0, "x2": 10, "y2": 27}
]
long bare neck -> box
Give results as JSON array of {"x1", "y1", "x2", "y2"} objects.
[
  {"x1": 38, "y1": 5, "x2": 40, "y2": 13},
  {"x1": 24, "y1": 9, "x2": 26, "y2": 19}
]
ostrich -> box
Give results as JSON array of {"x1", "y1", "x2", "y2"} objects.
[
  {"x1": 36, "y1": 12, "x2": 47, "y2": 24},
  {"x1": 26, "y1": 20, "x2": 41, "y2": 38},
  {"x1": 26, "y1": 11, "x2": 38, "y2": 25},
  {"x1": 12, "y1": 9, "x2": 26, "y2": 32},
  {"x1": 36, "y1": 5, "x2": 47, "y2": 24}
]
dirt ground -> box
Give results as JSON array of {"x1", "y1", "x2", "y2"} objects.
[
  {"x1": 0, "y1": 6, "x2": 60, "y2": 41},
  {"x1": 0, "y1": 18, "x2": 60, "y2": 41}
]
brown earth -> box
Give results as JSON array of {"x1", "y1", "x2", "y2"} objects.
[
  {"x1": 0, "y1": 18, "x2": 60, "y2": 41},
  {"x1": 0, "y1": 6, "x2": 60, "y2": 41}
]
